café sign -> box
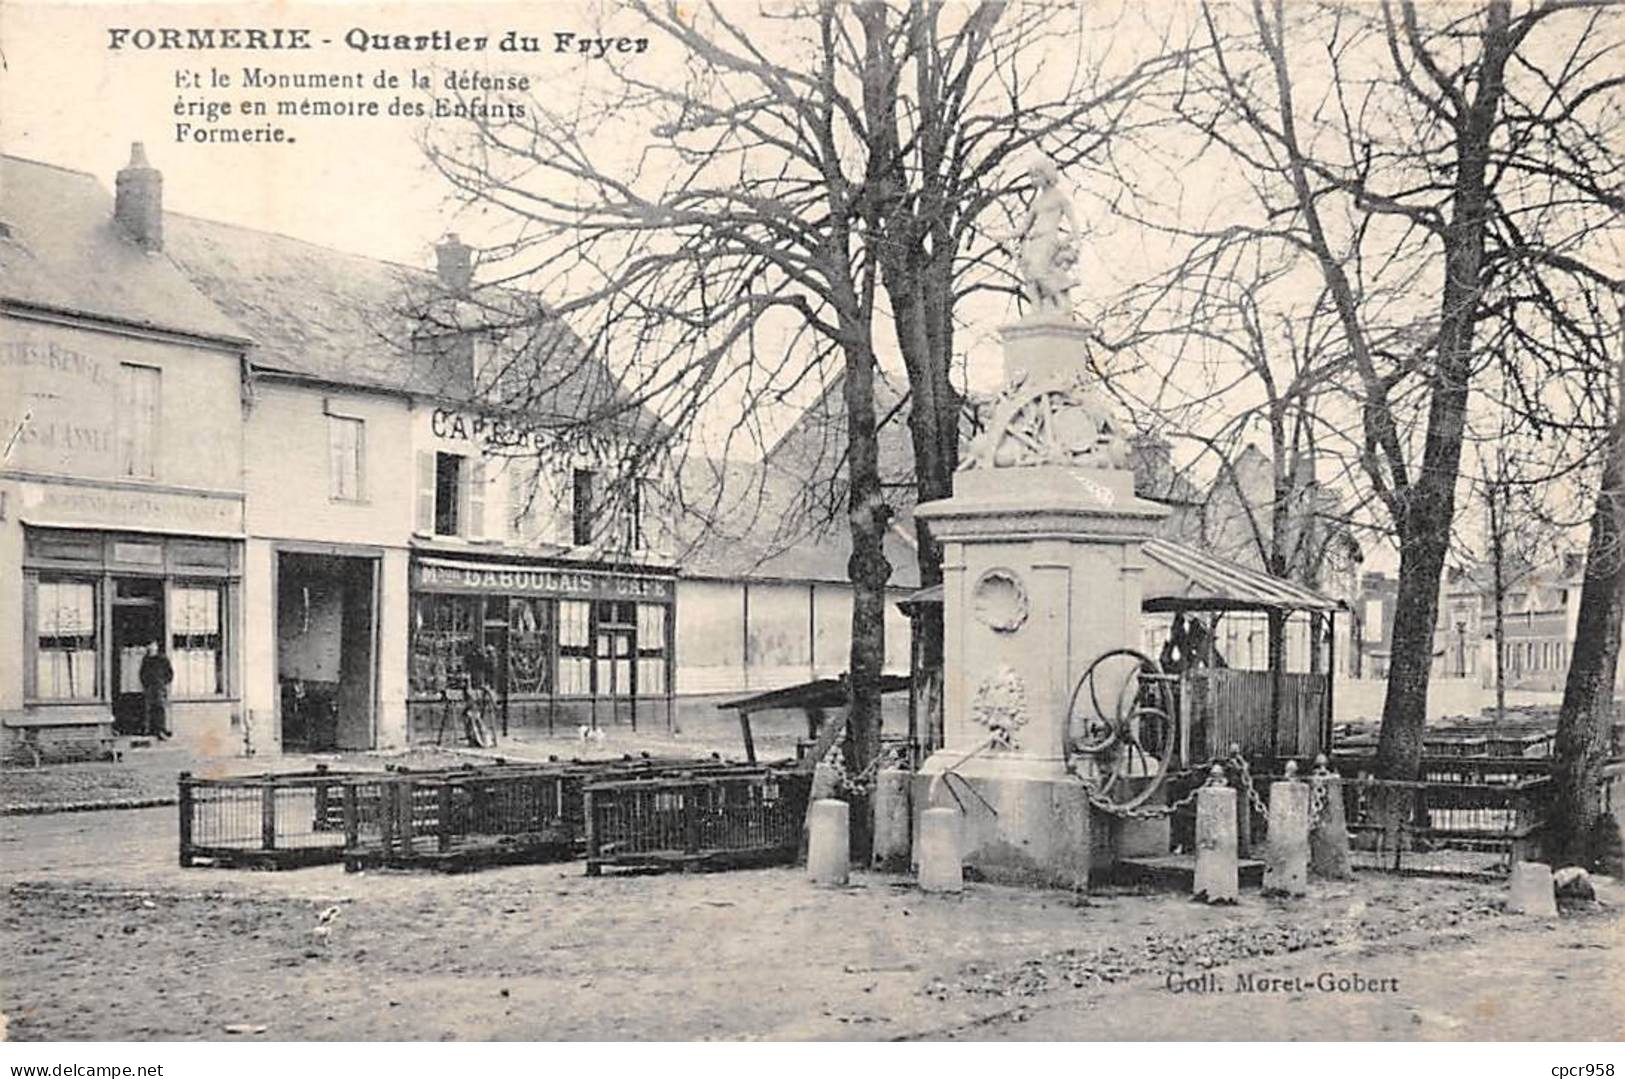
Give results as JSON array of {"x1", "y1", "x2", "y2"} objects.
[{"x1": 414, "y1": 557, "x2": 672, "y2": 600}]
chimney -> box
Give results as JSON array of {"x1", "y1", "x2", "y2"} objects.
[
  {"x1": 114, "y1": 142, "x2": 163, "y2": 251},
  {"x1": 436, "y1": 233, "x2": 473, "y2": 293}
]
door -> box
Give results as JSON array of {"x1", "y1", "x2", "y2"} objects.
[
  {"x1": 594, "y1": 627, "x2": 635, "y2": 727},
  {"x1": 111, "y1": 578, "x2": 164, "y2": 734}
]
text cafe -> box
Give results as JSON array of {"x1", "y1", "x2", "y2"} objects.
[{"x1": 406, "y1": 555, "x2": 676, "y2": 739}]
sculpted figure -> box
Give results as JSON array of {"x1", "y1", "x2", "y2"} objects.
[{"x1": 1010, "y1": 156, "x2": 1079, "y2": 316}]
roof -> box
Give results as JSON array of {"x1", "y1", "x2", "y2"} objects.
[
  {"x1": 0, "y1": 155, "x2": 247, "y2": 344},
  {"x1": 897, "y1": 537, "x2": 1341, "y2": 614},
  {"x1": 715, "y1": 674, "x2": 911, "y2": 713},
  {"x1": 672, "y1": 453, "x2": 921, "y2": 587},
  {"x1": 1140, "y1": 537, "x2": 1342, "y2": 612},
  {"x1": 163, "y1": 214, "x2": 658, "y2": 430}
]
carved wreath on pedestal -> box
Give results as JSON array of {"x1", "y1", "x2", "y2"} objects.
[
  {"x1": 972, "y1": 665, "x2": 1029, "y2": 749},
  {"x1": 960, "y1": 370, "x2": 1131, "y2": 471}
]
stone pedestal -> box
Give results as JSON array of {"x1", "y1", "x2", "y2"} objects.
[
  {"x1": 1263, "y1": 780, "x2": 1309, "y2": 897},
  {"x1": 913, "y1": 316, "x2": 1167, "y2": 888},
  {"x1": 1309, "y1": 772, "x2": 1355, "y2": 880},
  {"x1": 918, "y1": 807, "x2": 964, "y2": 893},
  {"x1": 872, "y1": 768, "x2": 912, "y2": 871},
  {"x1": 1194, "y1": 784, "x2": 1239, "y2": 904},
  {"x1": 807, "y1": 799, "x2": 850, "y2": 886}
]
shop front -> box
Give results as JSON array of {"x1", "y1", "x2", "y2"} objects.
[
  {"x1": 407, "y1": 555, "x2": 676, "y2": 740},
  {"x1": 11, "y1": 521, "x2": 242, "y2": 754}
]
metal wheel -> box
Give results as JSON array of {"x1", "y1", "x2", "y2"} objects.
[{"x1": 1065, "y1": 648, "x2": 1177, "y2": 811}]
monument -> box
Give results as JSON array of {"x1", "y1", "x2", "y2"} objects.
[{"x1": 912, "y1": 157, "x2": 1169, "y2": 888}]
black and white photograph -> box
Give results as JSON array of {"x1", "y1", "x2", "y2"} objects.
[{"x1": 0, "y1": 0, "x2": 1622, "y2": 1062}]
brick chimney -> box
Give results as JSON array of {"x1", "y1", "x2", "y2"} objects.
[
  {"x1": 114, "y1": 142, "x2": 163, "y2": 251},
  {"x1": 436, "y1": 233, "x2": 473, "y2": 293}
]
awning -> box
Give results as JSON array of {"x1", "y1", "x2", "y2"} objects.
[
  {"x1": 895, "y1": 538, "x2": 1342, "y2": 615},
  {"x1": 1140, "y1": 538, "x2": 1342, "y2": 613}
]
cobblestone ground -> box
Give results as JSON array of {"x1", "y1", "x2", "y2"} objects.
[{"x1": 2, "y1": 806, "x2": 1620, "y2": 1041}]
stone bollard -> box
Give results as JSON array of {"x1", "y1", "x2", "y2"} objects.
[
  {"x1": 1506, "y1": 860, "x2": 1558, "y2": 918},
  {"x1": 1263, "y1": 762, "x2": 1309, "y2": 897},
  {"x1": 918, "y1": 807, "x2": 964, "y2": 894},
  {"x1": 872, "y1": 768, "x2": 912, "y2": 872},
  {"x1": 1194, "y1": 765, "x2": 1239, "y2": 904},
  {"x1": 807, "y1": 799, "x2": 850, "y2": 886},
  {"x1": 811, "y1": 760, "x2": 841, "y2": 802},
  {"x1": 1308, "y1": 756, "x2": 1355, "y2": 881}
]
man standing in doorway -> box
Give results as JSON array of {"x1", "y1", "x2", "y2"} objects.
[{"x1": 139, "y1": 642, "x2": 173, "y2": 740}]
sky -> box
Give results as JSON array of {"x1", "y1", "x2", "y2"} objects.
[{"x1": 5, "y1": 0, "x2": 1614, "y2": 577}]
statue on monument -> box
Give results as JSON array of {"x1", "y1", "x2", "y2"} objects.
[{"x1": 1010, "y1": 156, "x2": 1079, "y2": 318}]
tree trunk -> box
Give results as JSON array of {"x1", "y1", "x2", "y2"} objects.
[
  {"x1": 1375, "y1": 0, "x2": 1510, "y2": 781},
  {"x1": 840, "y1": 336, "x2": 891, "y2": 866},
  {"x1": 1490, "y1": 474, "x2": 1508, "y2": 723},
  {"x1": 1550, "y1": 344, "x2": 1625, "y2": 871}
]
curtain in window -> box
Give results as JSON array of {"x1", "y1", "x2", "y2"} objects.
[
  {"x1": 35, "y1": 578, "x2": 97, "y2": 699},
  {"x1": 170, "y1": 584, "x2": 223, "y2": 696}
]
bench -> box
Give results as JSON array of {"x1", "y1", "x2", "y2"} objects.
[{"x1": 2, "y1": 710, "x2": 118, "y2": 766}]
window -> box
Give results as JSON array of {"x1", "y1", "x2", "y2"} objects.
[
  {"x1": 637, "y1": 603, "x2": 667, "y2": 695},
  {"x1": 170, "y1": 584, "x2": 223, "y2": 696},
  {"x1": 506, "y1": 597, "x2": 554, "y2": 695},
  {"x1": 1364, "y1": 599, "x2": 1383, "y2": 643},
  {"x1": 572, "y1": 470, "x2": 594, "y2": 546},
  {"x1": 327, "y1": 415, "x2": 365, "y2": 501},
  {"x1": 416, "y1": 452, "x2": 486, "y2": 538},
  {"x1": 435, "y1": 453, "x2": 462, "y2": 535},
  {"x1": 410, "y1": 593, "x2": 478, "y2": 693},
  {"x1": 558, "y1": 599, "x2": 591, "y2": 693},
  {"x1": 117, "y1": 363, "x2": 160, "y2": 478},
  {"x1": 619, "y1": 480, "x2": 645, "y2": 551},
  {"x1": 34, "y1": 578, "x2": 98, "y2": 700},
  {"x1": 508, "y1": 461, "x2": 540, "y2": 543}
]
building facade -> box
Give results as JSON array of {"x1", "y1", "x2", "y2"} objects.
[
  {"x1": 3, "y1": 146, "x2": 676, "y2": 758},
  {"x1": 1, "y1": 151, "x2": 253, "y2": 759}
]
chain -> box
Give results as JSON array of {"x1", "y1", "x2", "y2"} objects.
[
  {"x1": 1227, "y1": 749, "x2": 1271, "y2": 817},
  {"x1": 1080, "y1": 771, "x2": 1209, "y2": 820}
]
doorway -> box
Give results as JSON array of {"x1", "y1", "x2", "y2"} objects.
[
  {"x1": 276, "y1": 552, "x2": 377, "y2": 750},
  {"x1": 111, "y1": 577, "x2": 164, "y2": 734}
]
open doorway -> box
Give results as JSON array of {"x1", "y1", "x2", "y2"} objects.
[
  {"x1": 276, "y1": 552, "x2": 377, "y2": 751},
  {"x1": 111, "y1": 577, "x2": 164, "y2": 735}
]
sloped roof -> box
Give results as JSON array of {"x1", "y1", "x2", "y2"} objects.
[
  {"x1": 1140, "y1": 537, "x2": 1342, "y2": 612},
  {"x1": 163, "y1": 212, "x2": 462, "y2": 396},
  {"x1": 0, "y1": 155, "x2": 247, "y2": 344},
  {"x1": 672, "y1": 453, "x2": 921, "y2": 587},
  {"x1": 163, "y1": 213, "x2": 655, "y2": 430}
]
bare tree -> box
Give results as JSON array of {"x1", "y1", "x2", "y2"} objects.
[
  {"x1": 414, "y1": 0, "x2": 1187, "y2": 854},
  {"x1": 1145, "y1": 0, "x2": 1623, "y2": 780}
]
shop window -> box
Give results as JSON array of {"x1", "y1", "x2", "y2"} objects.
[
  {"x1": 117, "y1": 363, "x2": 160, "y2": 479},
  {"x1": 572, "y1": 470, "x2": 594, "y2": 546},
  {"x1": 507, "y1": 597, "x2": 553, "y2": 695},
  {"x1": 410, "y1": 593, "x2": 479, "y2": 693},
  {"x1": 558, "y1": 599, "x2": 591, "y2": 694},
  {"x1": 171, "y1": 584, "x2": 224, "y2": 696},
  {"x1": 637, "y1": 603, "x2": 667, "y2": 695},
  {"x1": 327, "y1": 414, "x2": 365, "y2": 501},
  {"x1": 34, "y1": 578, "x2": 98, "y2": 700}
]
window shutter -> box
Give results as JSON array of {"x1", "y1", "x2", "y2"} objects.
[
  {"x1": 415, "y1": 452, "x2": 434, "y2": 533},
  {"x1": 467, "y1": 457, "x2": 487, "y2": 539},
  {"x1": 507, "y1": 463, "x2": 525, "y2": 541}
]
